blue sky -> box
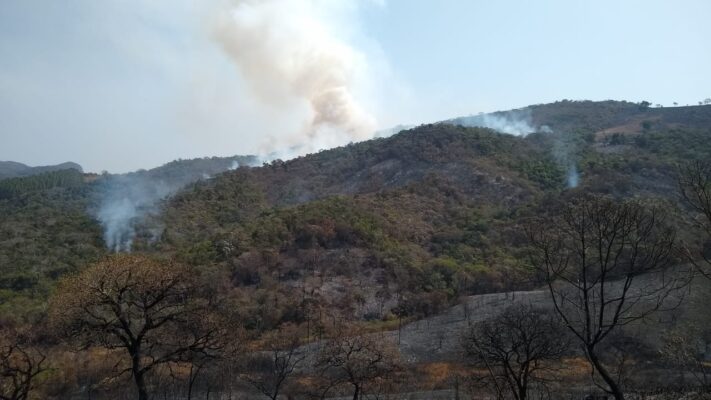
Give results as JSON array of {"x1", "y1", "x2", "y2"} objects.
[{"x1": 1, "y1": 0, "x2": 709, "y2": 172}]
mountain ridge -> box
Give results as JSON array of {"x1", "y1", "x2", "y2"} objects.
[{"x1": 0, "y1": 160, "x2": 83, "y2": 180}]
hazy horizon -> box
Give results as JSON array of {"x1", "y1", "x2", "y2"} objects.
[{"x1": 2, "y1": 0, "x2": 710, "y2": 173}]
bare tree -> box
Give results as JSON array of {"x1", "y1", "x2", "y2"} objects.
[
  {"x1": 678, "y1": 161, "x2": 711, "y2": 279},
  {"x1": 461, "y1": 304, "x2": 569, "y2": 400},
  {"x1": 49, "y1": 254, "x2": 232, "y2": 400},
  {"x1": 243, "y1": 325, "x2": 306, "y2": 400},
  {"x1": 526, "y1": 195, "x2": 688, "y2": 400},
  {"x1": 315, "y1": 327, "x2": 401, "y2": 400},
  {"x1": 0, "y1": 329, "x2": 46, "y2": 400}
]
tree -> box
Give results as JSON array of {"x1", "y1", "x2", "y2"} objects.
[
  {"x1": 243, "y1": 325, "x2": 306, "y2": 400},
  {"x1": 678, "y1": 161, "x2": 711, "y2": 279},
  {"x1": 526, "y1": 195, "x2": 688, "y2": 400},
  {"x1": 0, "y1": 329, "x2": 46, "y2": 400},
  {"x1": 49, "y1": 254, "x2": 230, "y2": 400},
  {"x1": 461, "y1": 304, "x2": 569, "y2": 400},
  {"x1": 315, "y1": 327, "x2": 401, "y2": 400}
]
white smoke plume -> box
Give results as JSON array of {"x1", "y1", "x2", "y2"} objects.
[
  {"x1": 212, "y1": 0, "x2": 378, "y2": 157},
  {"x1": 567, "y1": 164, "x2": 579, "y2": 188},
  {"x1": 95, "y1": 156, "x2": 255, "y2": 252},
  {"x1": 449, "y1": 109, "x2": 536, "y2": 136},
  {"x1": 96, "y1": 175, "x2": 173, "y2": 252},
  {"x1": 452, "y1": 110, "x2": 581, "y2": 188},
  {"x1": 549, "y1": 127, "x2": 581, "y2": 189}
]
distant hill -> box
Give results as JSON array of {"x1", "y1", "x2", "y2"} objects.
[
  {"x1": 450, "y1": 100, "x2": 711, "y2": 135},
  {"x1": 0, "y1": 161, "x2": 83, "y2": 180}
]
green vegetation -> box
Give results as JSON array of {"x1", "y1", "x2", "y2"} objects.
[
  {"x1": 0, "y1": 169, "x2": 84, "y2": 199},
  {"x1": 0, "y1": 175, "x2": 105, "y2": 322},
  {"x1": 3, "y1": 101, "x2": 708, "y2": 329},
  {"x1": 1, "y1": 100, "x2": 711, "y2": 398}
]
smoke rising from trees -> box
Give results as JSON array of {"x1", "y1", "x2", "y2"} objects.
[
  {"x1": 450, "y1": 109, "x2": 536, "y2": 136},
  {"x1": 94, "y1": 156, "x2": 255, "y2": 252}
]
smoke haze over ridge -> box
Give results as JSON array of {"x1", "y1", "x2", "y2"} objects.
[
  {"x1": 1, "y1": 1, "x2": 710, "y2": 172},
  {"x1": 0, "y1": 0, "x2": 394, "y2": 172}
]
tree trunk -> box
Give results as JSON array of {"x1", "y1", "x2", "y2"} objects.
[
  {"x1": 588, "y1": 348, "x2": 624, "y2": 400},
  {"x1": 134, "y1": 371, "x2": 149, "y2": 400},
  {"x1": 131, "y1": 349, "x2": 149, "y2": 400},
  {"x1": 352, "y1": 383, "x2": 360, "y2": 400},
  {"x1": 188, "y1": 363, "x2": 205, "y2": 400}
]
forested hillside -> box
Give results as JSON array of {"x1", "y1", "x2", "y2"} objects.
[
  {"x1": 0, "y1": 155, "x2": 255, "y2": 322},
  {"x1": 3, "y1": 101, "x2": 710, "y2": 325},
  {"x1": 1, "y1": 100, "x2": 710, "y2": 399},
  {"x1": 0, "y1": 161, "x2": 83, "y2": 180}
]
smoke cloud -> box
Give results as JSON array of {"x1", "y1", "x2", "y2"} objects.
[
  {"x1": 449, "y1": 109, "x2": 536, "y2": 136},
  {"x1": 212, "y1": 0, "x2": 378, "y2": 157}
]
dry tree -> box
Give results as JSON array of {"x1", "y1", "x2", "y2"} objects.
[{"x1": 526, "y1": 194, "x2": 690, "y2": 400}]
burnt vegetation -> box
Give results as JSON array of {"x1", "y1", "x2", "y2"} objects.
[{"x1": 0, "y1": 101, "x2": 710, "y2": 398}]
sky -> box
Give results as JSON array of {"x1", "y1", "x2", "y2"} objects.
[{"x1": 1, "y1": 0, "x2": 710, "y2": 173}]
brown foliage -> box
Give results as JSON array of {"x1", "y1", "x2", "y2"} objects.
[
  {"x1": 48, "y1": 254, "x2": 233, "y2": 400},
  {"x1": 242, "y1": 324, "x2": 306, "y2": 400},
  {"x1": 315, "y1": 326, "x2": 402, "y2": 399}
]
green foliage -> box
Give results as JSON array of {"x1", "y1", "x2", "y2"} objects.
[
  {"x1": 634, "y1": 128, "x2": 711, "y2": 161},
  {"x1": 0, "y1": 169, "x2": 84, "y2": 198},
  {"x1": 0, "y1": 180, "x2": 106, "y2": 322},
  {"x1": 513, "y1": 159, "x2": 565, "y2": 189},
  {"x1": 2, "y1": 100, "x2": 711, "y2": 334}
]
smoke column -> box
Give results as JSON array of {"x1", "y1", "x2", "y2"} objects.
[
  {"x1": 96, "y1": 174, "x2": 172, "y2": 252},
  {"x1": 549, "y1": 127, "x2": 581, "y2": 189},
  {"x1": 567, "y1": 164, "x2": 579, "y2": 188},
  {"x1": 212, "y1": 0, "x2": 377, "y2": 156}
]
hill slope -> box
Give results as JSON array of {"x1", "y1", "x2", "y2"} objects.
[
  {"x1": 1, "y1": 100, "x2": 710, "y2": 327},
  {"x1": 139, "y1": 101, "x2": 711, "y2": 332},
  {"x1": 0, "y1": 155, "x2": 256, "y2": 321}
]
